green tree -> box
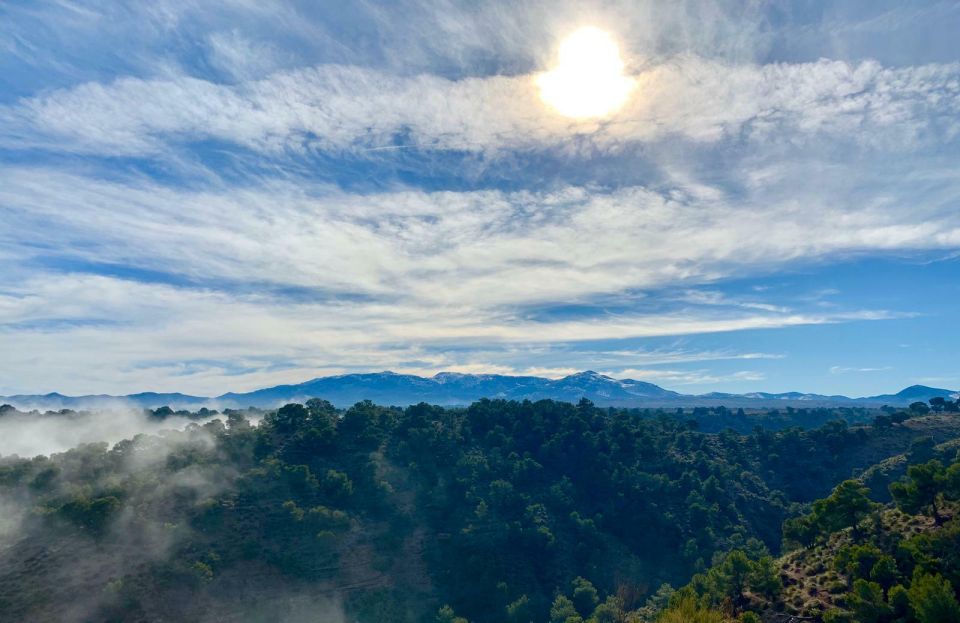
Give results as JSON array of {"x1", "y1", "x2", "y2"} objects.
[
  {"x1": 783, "y1": 514, "x2": 817, "y2": 548},
  {"x1": 505, "y1": 595, "x2": 531, "y2": 623},
  {"x1": 437, "y1": 605, "x2": 469, "y2": 623},
  {"x1": 870, "y1": 556, "x2": 900, "y2": 596},
  {"x1": 550, "y1": 595, "x2": 581, "y2": 623},
  {"x1": 890, "y1": 460, "x2": 947, "y2": 524},
  {"x1": 657, "y1": 595, "x2": 727, "y2": 623},
  {"x1": 787, "y1": 481, "x2": 880, "y2": 549},
  {"x1": 339, "y1": 400, "x2": 391, "y2": 450},
  {"x1": 718, "y1": 550, "x2": 753, "y2": 607},
  {"x1": 889, "y1": 584, "x2": 911, "y2": 621},
  {"x1": 571, "y1": 577, "x2": 599, "y2": 617},
  {"x1": 902, "y1": 522, "x2": 960, "y2": 590},
  {"x1": 846, "y1": 579, "x2": 892, "y2": 623},
  {"x1": 58, "y1": 494, "x2": 121, "y2": 534},
  {"x1": 274, "y1": 403, "x2": 309, "y2": 432},
  {"x1": 910, "y1": 437, "x2": 937, "y2": 463},
  {"x1": 814, "y1": 480, "x2": 878, "y2": 542},
  {"x1": 907, "y1": 572, "x2": 960, "y2": 623},
  {"x1": 589, "y1": 596, "x2": 622, "y2": 623},
  {"x1": 225, "y1": 411, "x2": 251, "y2": 432},
  {"x1": 835, "y1": 543, "x2": 883, "y2": 583},
  {"x1": 748, "y1": 556, "x2": 782, "y2": 599},
  {"x1": 945, "y1": 462, "x2": 960, "y2": 500}
]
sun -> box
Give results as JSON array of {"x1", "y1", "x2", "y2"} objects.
[{"x1": 537, "y1": 27, "x2": 635, "y2": 119}]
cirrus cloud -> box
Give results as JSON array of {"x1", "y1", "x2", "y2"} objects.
[{"x1": 2, "y1": 57, "x2": 958, "y2": 158}]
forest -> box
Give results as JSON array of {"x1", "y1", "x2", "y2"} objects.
[{"x1": 0, "y1": 397, "x2": 959, "y2": 622}]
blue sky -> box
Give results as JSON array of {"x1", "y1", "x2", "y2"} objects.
[{"x1": 1, "y1": 1, "x2": 959, "y2": 397}]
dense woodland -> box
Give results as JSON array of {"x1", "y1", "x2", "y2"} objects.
[{"x1": 0, "y1": 397, "x2": 958, "y2": 622}]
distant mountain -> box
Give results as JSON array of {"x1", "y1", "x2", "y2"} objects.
[
  {"x1": 0, "y1": 391, "x2": 208, "y2": 411},
  {"x1": 865, "y1": 384, "x2": 960, "y2": 403},
  {"x1": 1, "y1": 373, "x2": 956, "y2": 411},
  {"x1": 214, "y1": 370, "x2": 677, "y2": 407}
]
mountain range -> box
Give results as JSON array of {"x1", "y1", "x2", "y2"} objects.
[{"x1": 2, "y1": 371, "x2": 958, "y2": 411}]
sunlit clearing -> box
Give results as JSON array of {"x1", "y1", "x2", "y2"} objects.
[{"x1": 537, "y1": 27, "x2": 635, "y2": 119}]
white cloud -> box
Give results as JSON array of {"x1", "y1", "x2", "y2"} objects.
[
  {"x1": 206, "y1": 31, "x2": 289, "y2": 81},
  {"x1": 3, "y1": 57, "x2": 958, "y2": 157},
  {"x1": 829, "y1": 365, "x2": 893, "y2": 374},
  {"x1": 675, "y1": 290, "x2": 791, "y2": 313},
  {"x1": 605, "y1": 368, "x2": 765, "y2": 386},
  {"x1": 594, "y1": 348, "x2": 785, "y2": 365},
  {"x1": 0, "y1": 272, "x2": 898, "y2": 395},
  {"x1": 2, "y1": 143, "x2": 953, "y2": 395},
  {"x1": 2, "y1": 166, "x2": 959, "y2": 313},
  {"x1": 389, "y1": 363, "x2": 582, "y2": 379}
]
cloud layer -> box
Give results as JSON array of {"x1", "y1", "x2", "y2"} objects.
[
  {"x1": 1, "y1": 1, "x2": 959, "y2": 395},
  {"x1": 4, "y1": 58, "x2": 959, "y2": 157}
]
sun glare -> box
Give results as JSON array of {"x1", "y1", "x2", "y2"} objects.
[{"x1": 537, "y1": 27, "x2": 635, "y2": 119}]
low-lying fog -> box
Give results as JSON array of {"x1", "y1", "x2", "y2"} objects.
[{"x1": 0, "y1": 405, "x2": 227, "y2": 457}]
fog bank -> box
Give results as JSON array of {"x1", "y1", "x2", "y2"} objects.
[{"x1": 0, "y1": 407, "x2": 219, "y2": 457}]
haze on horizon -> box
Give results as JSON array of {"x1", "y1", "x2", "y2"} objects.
[{"x1": 1, "y1": 0, "x2": 959, "y2": 399}]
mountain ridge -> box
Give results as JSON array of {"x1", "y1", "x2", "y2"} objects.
[{"x1": 2, "y1": 371, "x2": 957, "y2": 410}]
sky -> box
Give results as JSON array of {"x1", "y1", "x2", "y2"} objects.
[{"x1": 1, "y1": 0, "x2": 959, "y2": 398}]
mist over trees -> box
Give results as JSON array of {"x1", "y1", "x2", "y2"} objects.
[{"x1": 0, "y1": 396, "x2": 958, "y2": 622}]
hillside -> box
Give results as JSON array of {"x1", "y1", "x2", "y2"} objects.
[
  {"x1": 773, "y1": 507, "x2": 945, "y2": 619},
  {"x1": 667, "y1": 424, "x2": 960, "y2": 623},
  {"x1": 0, "y1": 399, "x2": 958, "y2": 622}
]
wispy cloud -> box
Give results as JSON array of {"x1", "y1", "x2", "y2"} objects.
[
  {"x1": 3, "y1": 58, "x2": 958, "y2": 158},
  {"x1": 0, "y1": 151, "x2": 942, "y2": 394},
  {"x1": 580, "y1": 347, "x2": 785, "y2": 366},
  {"x1": 829, "y1": 365, "x2": 893, "y2": 375},
  {"x1": 675, "y1": 290, "x2": 791, "y2": 313},
  {"x1": 605, "y1": 368, "x2": 765, "y2": 386},
  {"x1": 0, "y1": 272, "x2": 900, "y2": 395},
  {"x1": 2, "y1": 168, "x2": 958, "y2": 311}
]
